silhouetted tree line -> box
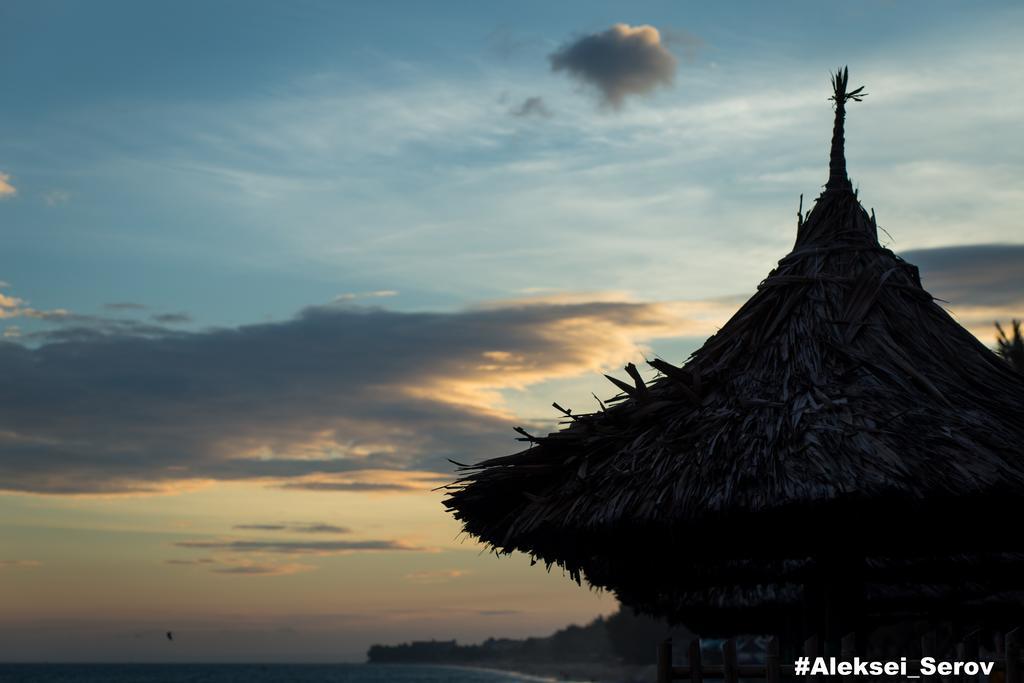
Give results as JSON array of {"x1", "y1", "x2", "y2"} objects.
[{"x1": 367, "y1": 605, "x2": 692, "y2": 665}]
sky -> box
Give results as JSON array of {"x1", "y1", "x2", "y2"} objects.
[{"x1": 1, "y1": 0, "x2": 1023, "y2": 663}]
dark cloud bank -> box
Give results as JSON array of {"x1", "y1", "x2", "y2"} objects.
[
  {"x1": 1, "y1": 244, "x2": 1016, "y2": 496},
  {"x1": 901, "y1": 243, "x2": 1024, "y2": 307},
  {"x1": 0, "y1": 299, "x2": 671, "y2": 494}
]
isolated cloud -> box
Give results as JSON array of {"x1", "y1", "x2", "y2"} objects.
[
  {"x1": 549, "y1": 24, "x2": 677, "y2": 108},
  {"x1": 0, "y1": 172, "x2": 15, "y2": 199},
  {"x1": 510, "y1": 96, "x2": 552, "y2": 119},
  {"x1": 0, "y1": 560, "x2": 40, "y2": 569},
  {"x1": 175, "y1": 539, "x2": 421, "y2": 554},
  {"x1": 0, "y1": 298, "x2": 687, "y2": 494}
]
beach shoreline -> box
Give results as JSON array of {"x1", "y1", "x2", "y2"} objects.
[{"x1": 406, "y1": 660, "x2": 654, "y2": 683}]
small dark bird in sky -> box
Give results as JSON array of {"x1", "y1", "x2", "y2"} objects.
[{"x1": 166, "y1": 631, "x2": 173, "y2": 641}]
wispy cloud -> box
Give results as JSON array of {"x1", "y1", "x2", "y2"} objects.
[
  {"x1": 42, "y1": 190, "x2": 70, "y2": 206},
  {"x1": 0, "y1": 172, "x2": 16, "y2": 199},
  {"x1": 151, "y1": 312, "x2": 192, "y2": 324},
  {"x1": 164, "y1": 558, "x2": 216, "y2": 565},
  {"x1": 164, "y1": 556, "x2": 313, "y2": 576},
  {"x1": 0, "y1": 288, "x2": 69, "y2": 321},
  {"x1": 404, "y1": 569, "x2": 470, "y2": 584},
  {"x1": 211, "y1": 563, "x2": 314, "y2": 576},
  {"x1": 276, "y1": 480, "x2": 422, "y2": 493},
  {"x1": 486, "y1": 26, "x2": 544, "y2": 59},
  {"x1": 510, "y1": 96, "x2": 552, "y2": 119},
  {"x1": 175, "y1": 539, "x2": 422, "y2": 554},
  {"x1": 333, "y1": 290, "x2": 398, "y2": 302},
  {"x1": 59, "y1": 21, "x2": 1021, "y2": 312},
  {"x1": 478, "y1": 609, "x2": 522, "y2": 617},
  {"x1": 104, "y1": 302, "x2": 148, "y2": 311},
  {"x1": 233, "y1": 523, "x2": 351, "y2": 534},
  {"x1": 0, "y1": 560, "x2": 41, "y2": 569},
  {"x1": 1, "y1": 289, "x2": 192, "y2": 339}
]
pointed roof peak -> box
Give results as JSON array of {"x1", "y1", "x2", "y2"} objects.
[
  {"x1": 825, "y1": 66, "x2": 867, "y2": 193},
  {"x1": 794, "y1": 68, "x2": 874, "y2": 248}
]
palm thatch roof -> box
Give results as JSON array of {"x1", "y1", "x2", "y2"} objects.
[{"x1": 443, "y1": 68, "x2": 1024, "y2": 634}]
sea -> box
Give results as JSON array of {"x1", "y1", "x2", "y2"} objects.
[{"x1": 0, "y1": 664, "x2": 571, "y2": 683}]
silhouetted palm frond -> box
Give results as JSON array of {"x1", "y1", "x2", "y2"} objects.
[{"x1": 996, "y1": 320, "x2": 1024, "y2": 373}]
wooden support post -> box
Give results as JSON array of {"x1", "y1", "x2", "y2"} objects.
[
  {"x1": 922, "y1": 629, "x2": 937, "y2": 683},
  {"x1": 689, "y1": 637, "x2": 704, "y2": 683},
  {"x1": 766, "y1": 636, "x2": 781, "y2": 683},
  {"x1": 658, "y1": 638, "x2": 673, "y2": 683},
  {"x1": 963, "y1": 631, "x2": 979, "y2": 683},
  {"x1": 841, "y1": 632, "x2": 857, "y2": 683},
  {"x1": 805, "y1": 635, "x2": 819, "y2": 683},
  {"x1": 1006, "y1": 629, "x2": 1021, "y2": 683},
  {"x1": 958, "y1": 637, "x2": 969, "y2": 683},
  {"x1": 722, "y1": 638, "x2": 738, "y2": 683},
  {"x1": 996, "y1": 632, "x2": 1006, "y2": 683}
]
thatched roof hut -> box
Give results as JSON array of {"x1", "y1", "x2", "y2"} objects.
[{"x1": 444, "y1": 69, "x2": 1024, "y2": 637}]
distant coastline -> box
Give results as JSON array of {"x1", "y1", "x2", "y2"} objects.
[{"x1": 365, "y1": 606, "x2": 694, "y2": 683}]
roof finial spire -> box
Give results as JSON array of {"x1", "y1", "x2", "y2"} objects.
[{"x1": 826, "y1": 66, "x2": 866, "y2": 192}]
